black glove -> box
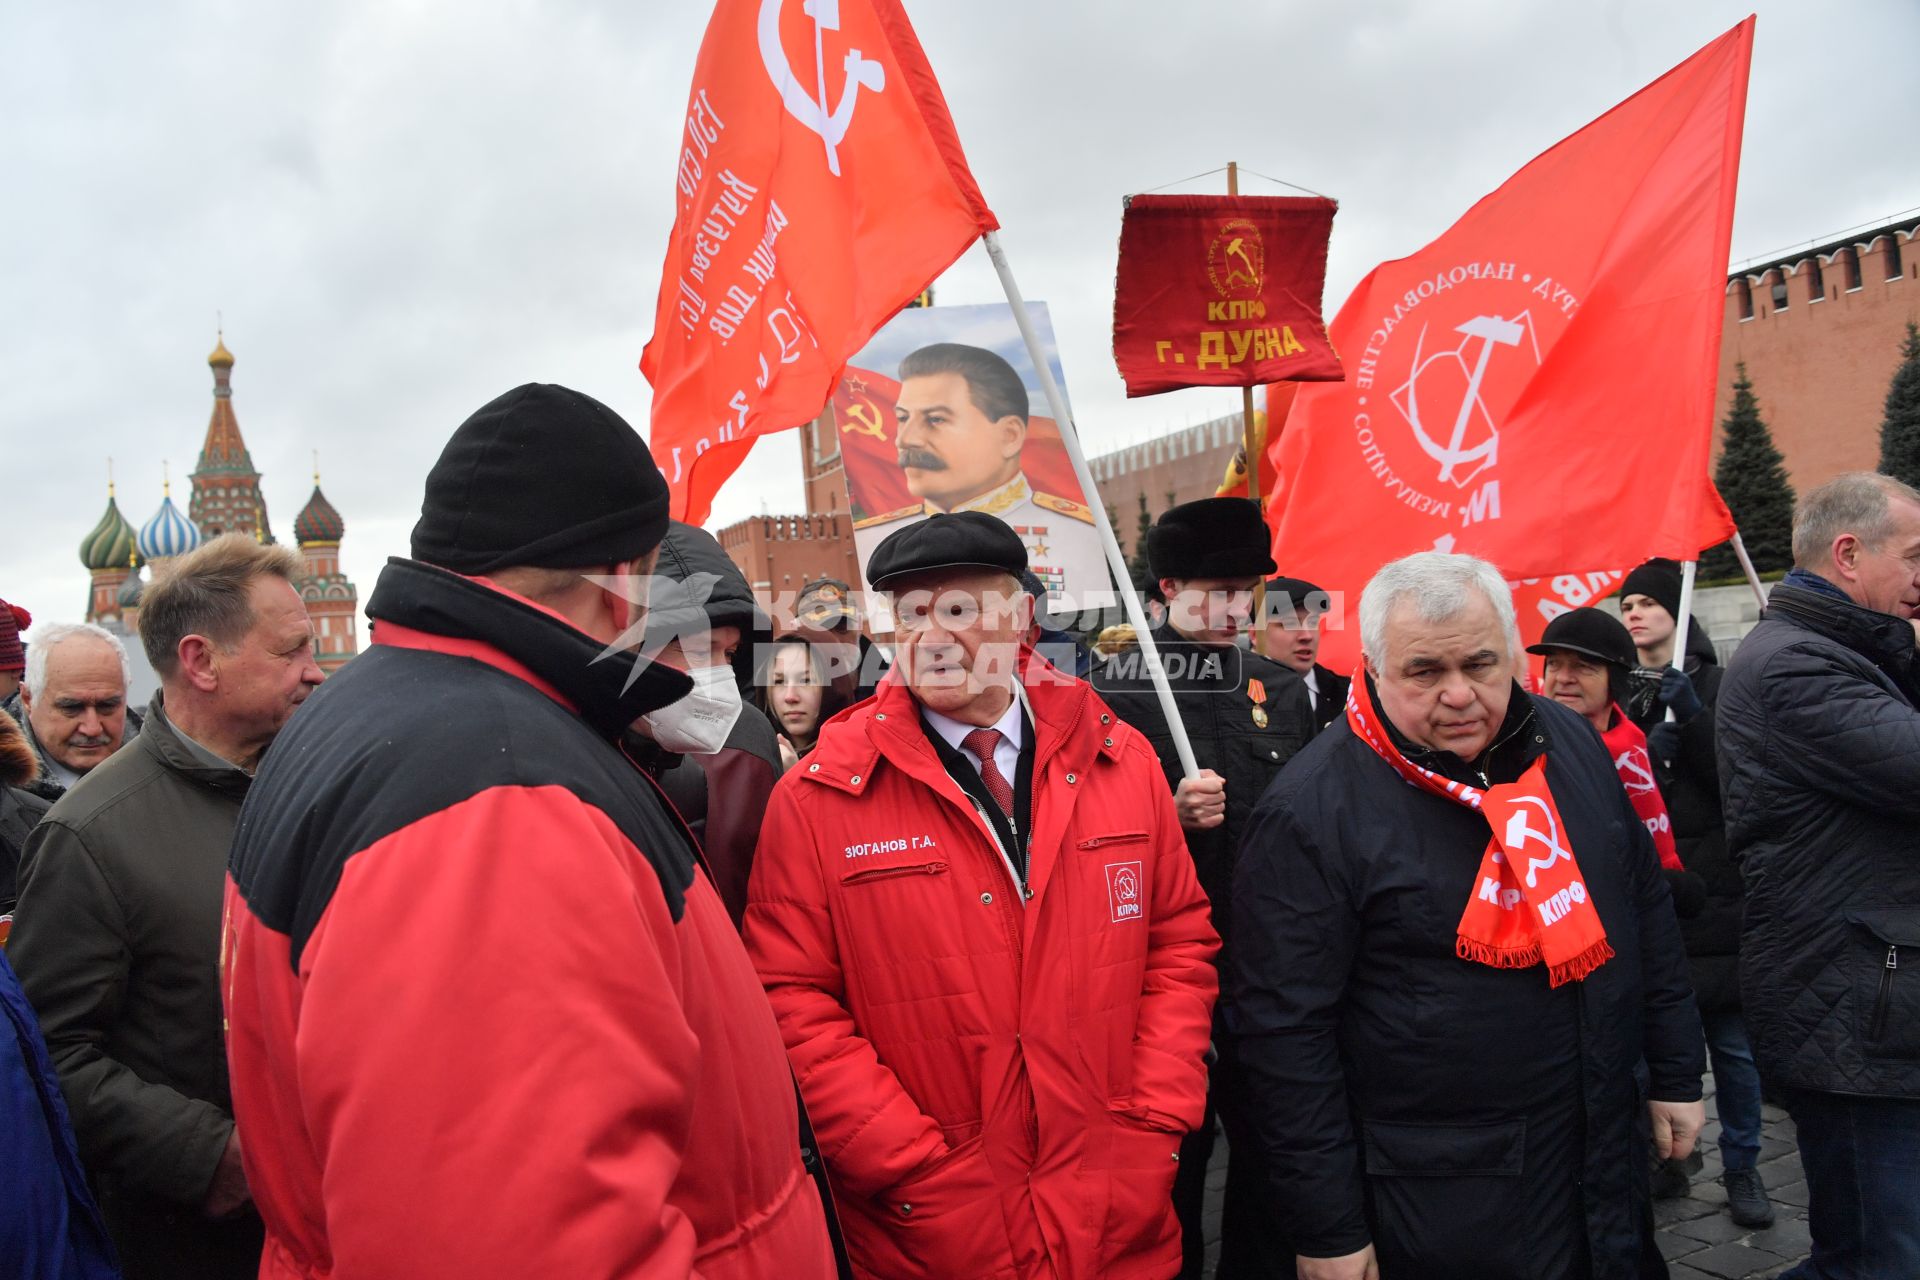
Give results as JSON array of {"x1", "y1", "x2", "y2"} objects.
[
  {"x1": 1646, "y1": 720, "x2": 1682, "y2": 762},
  {"x1": 1663, "y1": 868, "x2": 1707, "y2": 919},
  {"x1": 1658, "y1": 667, "x2": 1703, "y2": 721}
]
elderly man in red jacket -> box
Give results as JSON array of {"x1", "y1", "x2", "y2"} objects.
[{"x1": 746, "y1": 511, "x2": 1219, "y2": 1280}]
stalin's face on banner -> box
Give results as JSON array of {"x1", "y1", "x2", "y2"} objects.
[{"x1": 894, "y1": 343, "x2": 1029, "y2": 512}]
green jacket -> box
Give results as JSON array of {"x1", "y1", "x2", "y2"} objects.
[{"x1": 10, "y1": 690, "x2": 262, "y2": 1276}]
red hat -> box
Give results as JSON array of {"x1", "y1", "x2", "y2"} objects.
[{"x1": 0, "y1": 599, "x2": 29, "y2": 677}]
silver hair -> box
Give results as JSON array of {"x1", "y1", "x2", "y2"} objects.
[
  {"x1": 1792, "y1": 471, "x2": 1920, "y2": 569},
  {"x1": 1359, "y1": 552, "x2": 1519, "y2": 664},
  {"x1": 24, "y1": 621, "x2": 132, "y2": 701}
]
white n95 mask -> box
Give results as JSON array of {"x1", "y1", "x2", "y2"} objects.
[{"x1": 642, "y1": 663, "x2": 744, "y2": 755}]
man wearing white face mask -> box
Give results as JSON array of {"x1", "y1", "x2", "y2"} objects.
[{"x1": 629, "y1": 522, "x2": 784, "y2": 928}]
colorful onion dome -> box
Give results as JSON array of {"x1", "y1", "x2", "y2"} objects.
[
  {"x1": 208, "y1": 334, "x2": 235, "y2": 369},
  {"x1": 293, "y1": 484, "x2": 344, "y2": 544},
  {"x1": 138, "y1": 493, "x2": 203, "y2": 560},
  {"x1": 117, "y1": 568, "x2": 145, "y2": 609},
  {"x1": 79, "y1": 493, "x2": 138, "y2": 571}
]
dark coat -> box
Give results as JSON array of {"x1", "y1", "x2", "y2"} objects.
[
  {"x1": 9, "y1": 694, "x2": 262, "y2": 1278},
  {"x1": 635, "y1": 703, "x2": 783, "y2": 929},
  {"x1": 1232, "y1": 688, "x2": 1703, "y2": 1280},
  {"x1": 1, "y1": 948, "x2": 121, "y2": 1280},
  {"x1": 1306, "y1": 662, "x2": 1350, "y2": 736},
  {"x1": 1091, "y1": 627, "x2": 1313, "y2": 964},
  {"x1": 1716, "y1": 580, "x2": 1920, "y2": 1098},
  {"x1": 1626, "y1": 650, "x2": 1741, "y2": 1011}
]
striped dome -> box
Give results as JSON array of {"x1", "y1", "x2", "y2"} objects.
[
  {"x1": 293, "y1": 484, "x2": 345, "y2": 544},
  {"x1": 138, "y1": 494, "x2": 203, "y2": 560},
  {"x1": 79, "y1": 495, "x2": 138, "y2": 571},
  {"x1": 117, "y1": 568, "x2": 145, "y2": 609}
]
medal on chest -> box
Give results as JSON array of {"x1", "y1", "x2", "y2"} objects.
[{"x1": 1248, "y1": 677, "x2": 1269, "y2": 728}]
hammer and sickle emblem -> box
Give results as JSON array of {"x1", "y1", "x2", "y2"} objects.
[
  {"x1": 758, "y1": 0, "x2": 886, "y2": 177},
  {"x1": 1503, "y1": 795, "x2": 1574, "y2": 889},
  {"x1": 839, "y1": 398, "x2": 886, "y2": 440},
  {"x1": 1612, "y1": 747, "x2": 1657, "y2": 796},
  {"x1": 1397, "y1": 313, "x2": 1525, "y2": 488}
]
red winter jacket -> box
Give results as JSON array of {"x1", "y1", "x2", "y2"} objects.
[
  {"x1": 222, "y1": 561, "x2": 837, "y2": 1280},
  {"x1": 745, "y1": 653, "x2": 1219, "y2": 1279}
]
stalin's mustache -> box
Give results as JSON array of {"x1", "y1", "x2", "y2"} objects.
[{"x1": 896, "y1": 447, "x2": 947, "y2": 472}]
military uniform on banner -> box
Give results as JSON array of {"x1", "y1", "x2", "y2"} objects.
[{"x1": 855, "y1": 472, "x2": 1102, "y2": 606}]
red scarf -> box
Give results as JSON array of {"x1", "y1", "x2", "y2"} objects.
[
  {"x1": 1599, "y1": 708, "x2": 1683, "y2": 872},
  {"x1": 1347, "y1": 678, "x2": 1614, "y2": 987}
]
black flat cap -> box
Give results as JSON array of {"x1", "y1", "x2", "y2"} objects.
[
  {"x1": 866, "y1": 511, "x2": 1028, "y2": 589},
  {"x1": 1147, "y1": 497, "x2": 1277, "y2": 581},
  {"x1": 1266, "y1": 576, "x2": 1332, "y2": 621},
  {"x1": 1526, "y1": 607, "x2": 1636, "y2": 670}
]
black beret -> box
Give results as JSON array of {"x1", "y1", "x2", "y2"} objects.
[
  {"x1": 1265, "y1": 576, "x2": 1332, "y2": 621},
  {"x1": 1526, "y1": 607, "x2": 1637, "y2": 670},
  {"x1": 1618, "y1": 558, "x2": 1683, "y2": 620},
  {"x1": 412, "y1": 383, "x2": 670, "y2": 574},
  {"x1": 866, "y1": 511, "x2": 1028, "y2": 589},
  {"x1": 1147, "y1": 497, "x2": 1277, "y2": 581}
]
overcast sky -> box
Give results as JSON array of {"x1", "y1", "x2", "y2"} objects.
[{"x1": 2, "y1": 1, "x2": 1914, "y2": 643}]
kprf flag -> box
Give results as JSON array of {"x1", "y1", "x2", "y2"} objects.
[
  {"x1": 1266, "y1": 19, "x2": 1752, "y2": 652},
  {"x1": 1112, "y1": 195, "x2": 1343, "y2": 397},
  {"x1": 641, "y1": 0, "x2": 997, "y2": 524}
]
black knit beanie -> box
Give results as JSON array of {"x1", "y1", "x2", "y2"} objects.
[
  {"x1": 1618, "y1": 557, "x2": 1683, "y2": 620},
  {"x1": 411, "y1": 384, "x2": 671, "y2": 574}
]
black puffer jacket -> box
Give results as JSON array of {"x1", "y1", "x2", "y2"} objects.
[
  {"x1": 0, "y1": 708, "x2": 50, "y2": 920},
  {"x1": 1717, "y1": 578, "x2": 1920, "y2": 1098},
  {"x1": 1233, "y1": 687, "x2": 1702, "y2": 1279},
  {"x1": 1626, "y1": 643, "x2": 1740, "y2": 1011},
  {"x1": 1091, "y1": 627, "x2": 1312, "y2": 965}
]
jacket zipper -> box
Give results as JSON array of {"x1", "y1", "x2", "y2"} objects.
[
  {"x1": 1076, "y1": 831, "x2": 1149, "y2": 849},
  {"x1": 1872, "y1": 945, "x2": 1899, "y2": 1041},
  {"x1": 842, "y1": 861, "x2": 948, "y2": 886}
]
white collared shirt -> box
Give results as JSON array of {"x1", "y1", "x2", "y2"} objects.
[
  {"x1": 1304, "y1": 667, "x2": 1320, "y2": 713},
  {"x1": 921, "y1": 696, "x2": 1023, "y2": 787}
]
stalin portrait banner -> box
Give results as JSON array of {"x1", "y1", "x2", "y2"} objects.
[
  {"x1": 834, "y1": 302, "x2": 1105, "y2": 624},
  {"x1": 1112, "y1": 193, "x2": 1344, "y2": 397}
]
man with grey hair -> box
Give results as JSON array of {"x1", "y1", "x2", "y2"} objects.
[
  {"x1": 1233, "y1": 551, "x2": 1704, "y2": 1279},
  {"x1": 1717, "y1": 471, "x2": 1920, "y2": 1278},
  {"x1": 10, "y1": 533, "x2": 323, "y2": 1278},
  {"x1": 1, "y1": 621, "x2": 139, "y2": 801}
]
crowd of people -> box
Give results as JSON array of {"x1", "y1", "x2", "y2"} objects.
[{"x1": 1, "y1": 381, "x2": 1917, "y2": 1280}]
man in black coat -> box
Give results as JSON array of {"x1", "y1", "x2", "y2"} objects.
[
  {"x1": 1260, "y1": 575, "x2": 1349, "y2": 735},
  {"x1": 1717, "y1": 472, "x2": 1920, "y2": 1279},
  {"x1": 1616, "y1": 559, "x2": 1772, "y2": 1225},
  {"x1": 1092, "y1": 497, "x2": 1313, "y2": 1279},
  {"x1": 1234, "y1": 551, "x2": 1703, "y2": 1280}
]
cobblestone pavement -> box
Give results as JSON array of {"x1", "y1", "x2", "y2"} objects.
[{"x1": 1198, "y1": 1084, "x2": 1814, "y2": 1277}]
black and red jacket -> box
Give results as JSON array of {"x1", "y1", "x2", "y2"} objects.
[{"x1": 223, "y1": 559, "x2": 837, "y2": 1280}]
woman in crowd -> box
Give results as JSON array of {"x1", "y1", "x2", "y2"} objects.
[{"x1": 761, "y1": 637, "x2": 846, "y2": 768}]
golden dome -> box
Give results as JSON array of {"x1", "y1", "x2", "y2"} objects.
[{"x1": 209, "y1": 333, "x2": 235, "y2": 368}]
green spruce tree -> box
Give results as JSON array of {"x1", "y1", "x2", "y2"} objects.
[
  {"x1": 1876, "y1": 322, "x2": 1920, "y2": 490},
  {"x1": 1126, "y1": 491, "x2": 1155, "y2": 586},
  {"x1": 1703, "y1": 363, "x2": 1796, "y2": 577}
]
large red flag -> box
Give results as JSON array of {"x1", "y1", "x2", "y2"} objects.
[
  {"x1": 1267, "y1": 20, "x2": 1751, "y2": 673},
  {"x1": 641, "y1": 0, "x2": 997, "y2": 524}
]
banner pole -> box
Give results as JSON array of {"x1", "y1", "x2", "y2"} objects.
[
  {"x1": 1728, "y1": 530, "x2": 1769, "y2": 610},
  {"x1": 1226, "y1": 159, "x2": 1271, "y2": 649},
  {"x1": 981, "y1": 230, "x2": 1201, "y2": 778},
  {"x1": 1664, "y1": 558, "x2": 1699, "y2": 724}
]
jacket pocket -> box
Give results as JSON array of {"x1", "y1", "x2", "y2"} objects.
[
  {"x1": 855, "y1": 1137, "x2": 1017, "y2": 1280},
  {"x1": 1849, "y1": 908, "x2": 1920, "y2": 1060},
  {"x1": 1361, "y1": 1118, "x2": 1530, "y2": 1276},
  {"x1": 1077, "y1": 830, "x2": 1150, "y2": 850},
  {"x1": 840, "y1": 860, "x2": 948, "y2": 887},
  {"x1": 1093, "y1": 1113, "x2": 1183, "y2": 1270}
]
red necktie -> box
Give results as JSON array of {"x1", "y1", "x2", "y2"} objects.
[{"x1": 960, "y1": 727, "x2": 1014, "y2": 819}]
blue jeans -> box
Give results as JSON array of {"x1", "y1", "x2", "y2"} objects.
[
  {"x1": 1779, "y1": 1089, "x2": 1920, "y2": 1279},
  {"x1": 1701, "y1": 1007, "x2": 1763, "y2": 1171}
]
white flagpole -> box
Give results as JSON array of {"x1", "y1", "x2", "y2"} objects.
[
  {"x1": 981, "y1": 230, "x2": 1201, "y2": 778},
  {"x1": 1728, "y1": 530, "x2": 1769, "y2": 610},
  {"x1": 1664, "y1": 558, "x2": 1699, "y2": 723}
]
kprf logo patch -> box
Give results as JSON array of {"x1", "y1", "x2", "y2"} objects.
[{"x1": 1106, "y1": 861, "x2": 1144, "y2": 923}]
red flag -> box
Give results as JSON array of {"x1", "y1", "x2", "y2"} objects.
[
  {"x1": 1266, "y1": 19, "x2": 1751, "y2": 674},
  {"x1": 1112, "y1": 195, "x2": 1343, "y2": 397},
  {"x1": 641, "y1": 0, "x2": 997, "y2": 524}
]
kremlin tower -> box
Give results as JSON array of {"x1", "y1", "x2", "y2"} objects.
[
  {"x1": 189, "y1": 334, "x2": 272, "y2": 541},
  {"x1": 78, "y1": 475, "x2": 138, "y2": 624},
  {"x1": 292, "y1": 463, "x2": 359, "y2": 673}
]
